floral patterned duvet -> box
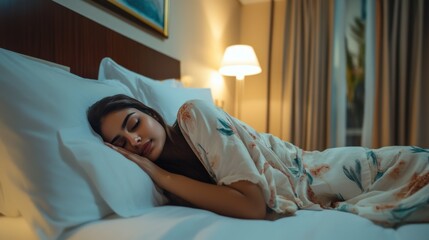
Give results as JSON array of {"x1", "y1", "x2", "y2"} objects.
[{"x1": 177, "y1": 100, "x2": 429, "y2": 225}]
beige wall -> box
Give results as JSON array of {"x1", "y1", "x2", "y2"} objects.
[
  {"x1": 239, "y1": 2, "x2": 271, "y2": 132},
  {"x1": 239, "y1": 0, "x2": 289, "y2": 136},
  {"x1": 52, "y1": 0, "x2": 241, "y2": 114},
  {"x1": 268, "y1": 0, "x2": 286, "y2": 137}
]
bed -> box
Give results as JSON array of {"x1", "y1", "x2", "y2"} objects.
[{"x1": 1, "y1": 1, "x2": 428, "y2": 240}]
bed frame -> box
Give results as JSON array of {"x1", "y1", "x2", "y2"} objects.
[{"x1": 0, "y1": 0, "x2": 180, "y2": 80}]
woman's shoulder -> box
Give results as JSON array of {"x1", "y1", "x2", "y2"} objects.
[
  {"x1": 177, "y1": 99, "x2": 221, "y2": 127},
  {"x1": 178, "y1": 99, "x2": 217, "y2": 115},
  {"x1": 181, "y1": 99, "x2": 213, "y2": 108}
]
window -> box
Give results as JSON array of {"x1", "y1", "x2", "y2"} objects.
[{"x1": 345, "y1": 0, "x2": 366, "y2": 146}]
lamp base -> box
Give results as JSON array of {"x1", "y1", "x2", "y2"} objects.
[{"x1": 235, "y1": 77, "x2": 245, "y2": 119}]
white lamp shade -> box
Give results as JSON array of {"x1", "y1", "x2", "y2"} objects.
[{"x1": 219, "y1": 45, "x2": 261, "y2": 80}]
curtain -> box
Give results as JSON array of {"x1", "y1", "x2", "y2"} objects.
[
  {"x1": 270, "y1": 0, "x2": 334, "y2": 150},
  {"x1": 367, "y1": 0, "x2": 429, "y2": 148}
]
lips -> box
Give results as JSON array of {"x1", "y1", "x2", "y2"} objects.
[{"x1": 140, "y1": 140, "x2": 153, "y2": 157}]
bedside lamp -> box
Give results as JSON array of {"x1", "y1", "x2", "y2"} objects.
[
  {"x1": 219, "y1": 45, "x2": 261, "y2": 118},
  {"x1": 219, "y1": 45, "x2": 261, "y2": 80}
]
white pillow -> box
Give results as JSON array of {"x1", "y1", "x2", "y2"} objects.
[
  {"x1": 58, "y1": 125, "x2": 167, "y2": 217},
  {"x1": 98, "y1": 57, "x2": 182, "y2": 89},
  {"x1": 0, "y1": 54, "x2": 76, "y2": 218},
  {"x1": 0, "y1": 48, "x2": 153, "y2": 240},
  {"x1": 140, "y1": 82, "x2": 213, "y2": 124},
  {"x1": 160, "y1": 79, "x2": 184, "y2": 88},
  {"x1": 98, "y1": 57, "x2": 214, "y2": 125}
]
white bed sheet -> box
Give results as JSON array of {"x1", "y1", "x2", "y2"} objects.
[
  {"x1": 2, "y1": 207, "x2": 428, "y2": 240},
  {"x1": 57, "y1": 206, "x2": 429, "y2": 240}
]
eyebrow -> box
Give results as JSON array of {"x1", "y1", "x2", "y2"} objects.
[{"x1": 110, "y1": 112, "x2": 135, "y2": 144}]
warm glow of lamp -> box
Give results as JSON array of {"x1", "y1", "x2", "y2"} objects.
[
  {"x1": 219, "y1": 45, "x2": 261, "y2": 80},
  {"x1": 219, "y1": 45, "x2": 261, "y2": 118}
]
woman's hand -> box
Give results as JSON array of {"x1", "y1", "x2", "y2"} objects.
[
  {"x1": 105, "y1": 142, "x2": 168, "y2": 183},
  {"x1": 105, "y1": 143, "x2": 266, "y2": 219}
]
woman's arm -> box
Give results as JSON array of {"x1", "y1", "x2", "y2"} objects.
[
  {"x1": 161, "y1": 174, "x2": 266, "y2": 219},
  {"x1": 109, "y1": 144, "x2": 266, "y2": 219}
]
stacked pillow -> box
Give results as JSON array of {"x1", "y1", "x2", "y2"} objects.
[
  {"x1": 98, "y1": 57, "x2": 213, "y2": 125},
  {"x1": 0, "y1": 48, "x2": 129, "y2": 239},
  {"x1": 1, "y1": 49, "x2": 215, "y2": 239}
]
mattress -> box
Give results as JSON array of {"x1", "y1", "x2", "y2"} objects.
[
  {"x1": 2, "y1": 207, "x2": 428, "y2": 240},
  {"x1": 60, "y1": 206, "x2": 428, "y2": 240}
]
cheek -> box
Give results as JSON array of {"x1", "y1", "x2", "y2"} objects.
[
  {"x1": 147, "y1": 118, "x2": 164, "y2": 134},
  {"x1": 155, "y1": 123, "x2": 166, "y2": 140},
  {"x1": 151, "y1": 121, "x2": 167, "y2": 143}
]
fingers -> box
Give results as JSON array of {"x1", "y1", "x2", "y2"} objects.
[{"x1": 105, "y1": 143, "x2": 166, "y2": 181}]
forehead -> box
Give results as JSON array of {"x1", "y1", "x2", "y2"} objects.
[
  {"x1": 103, "y1": 108, "x2": 135, "y2": 124},
  {"x1": 100, "y1": 108, "x2": 137, "y2": 137}
]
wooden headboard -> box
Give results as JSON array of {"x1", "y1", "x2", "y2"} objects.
[{"x1": 0, "y1": 0, "x2": 180, "y2": 80}]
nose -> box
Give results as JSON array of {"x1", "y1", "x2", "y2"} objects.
[{"x1": 125, "y1": 134, "x2": 141, "y2": 147}]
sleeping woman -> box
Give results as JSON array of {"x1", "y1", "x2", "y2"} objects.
[{"x1": 87, "y1": 94, "x2": 429, "y2": 225}]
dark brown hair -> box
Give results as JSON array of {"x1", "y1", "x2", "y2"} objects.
[{"x1": 87, "y1": 94, "x2": 168, "y2": 140}]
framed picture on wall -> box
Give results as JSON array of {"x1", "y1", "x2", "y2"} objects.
[{"x1": 93, "y1": 0, "x2": 169, "y2": 38}]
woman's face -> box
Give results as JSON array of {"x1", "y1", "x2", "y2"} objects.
[{"x1": 100, "y1": 108, "x2": 166, "y2": 162}]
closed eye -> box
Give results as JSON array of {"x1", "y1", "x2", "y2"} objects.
[{"x1": 130, "y1": 119, "x2": 140, "y2": 131}]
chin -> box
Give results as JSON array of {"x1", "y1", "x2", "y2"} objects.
[
  {"x1": 150, "y1": 146, "x2": 164, "y2": 162},
  {"x1": 148, "y1": 150, "x2": 159, "y2": 162}
]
